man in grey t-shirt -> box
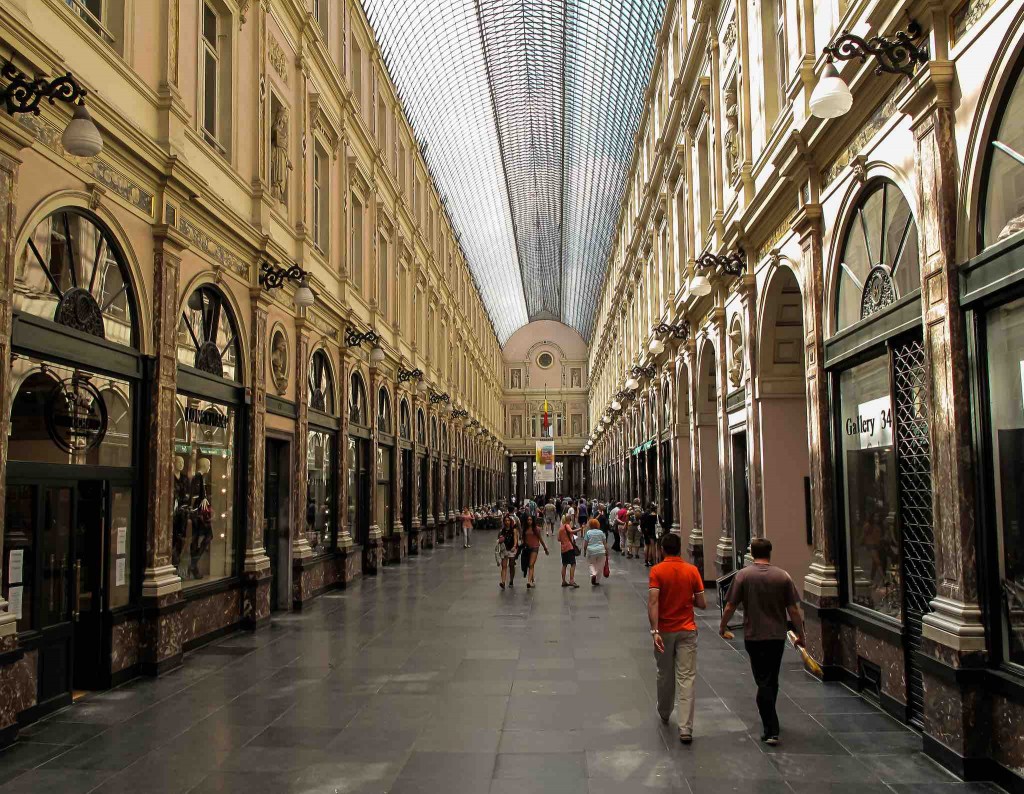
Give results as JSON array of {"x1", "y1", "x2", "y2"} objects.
[
  {"x1": 543, "y1": 500, "x2": 557, "y2": 536},
  {"x1": 719, "y1": 537, "x2": 804, "y2": 745}
]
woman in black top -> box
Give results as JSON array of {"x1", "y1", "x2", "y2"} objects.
[
  {"x1": 641, "y1": 505, "x2": 659, "y2": 567},
  {"x1": 497, "y1": 514, "x2": 519, "y2": 590}
]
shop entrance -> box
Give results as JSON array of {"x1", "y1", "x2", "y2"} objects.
[
  {"x1": 263, "y1": 438, "x2": 290, "y2": 611},
  {"x1": 5, "y1": 477, "x2": 124, "y2": 713},
  {"x1": 731, "y1": 432, "x2": 750, "y2": 570}
]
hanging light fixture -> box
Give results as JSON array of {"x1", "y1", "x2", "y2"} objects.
[
  {"x1": 369, "y1": 344, "x2": 386, "y2": 365},
  {"x1": 625, "y1": 376, "x2": 639, "y2": 391},
  {"x1": 61, "y1": 102, "x2": 103, "y2": 157},
  {"x1": 649, "y1": 337, "x2": 665, "y2": 356},
  {"x1": 809, "y1": 61, "x2": 854, "y2": 119},
  {"x1": 688, "y1": 272, "x2": 712, "y2": 297},
  {"x1": 611, "y1": 399, "x2": 621, "y2": 411},
  {"x1": 293, "y1": 275, "x2": 315, "y2": 308}
]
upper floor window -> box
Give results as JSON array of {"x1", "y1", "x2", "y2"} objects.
[
  {"x1": 313, "y1": 0, "x2": 327, "y2": 36},
  {"x1": 983, "y1": 61, "x2": 1024, "y2": 248},
  {"x1": 200, "y1": 1, "x2": 231, "y2": 153},
  {"x1": 351, "y1": 194, "x2": 364, "y2": 292},
  {"x1": 351, "y1": 38, "x2": 364, "y2": 109},
  {"x1": 378, "y1": 233, "x2": 389, "y2": 319},
  {"x1": 834, "y1": 179, "x2": 920, "y2": 334},
  {"x1": 66, "y1": 0, "x2": 123, "y2": 52},
  {"x1": 312, "y1": 143, "x2": 329, "y2": 254}
]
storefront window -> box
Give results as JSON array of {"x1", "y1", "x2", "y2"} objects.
[
  {"x1": 16, "y1": 209, "x2": 136, "y2": 347},
  {"x1": 171, "y1": 395, "x2": 236, "y2": 587},
  {"x1": 985, "y1": 296, "x2": 1024, "y2": 667},
  {"x1": 839, "y1": 356, "x2": 901, "y2": 620},
  {"x1": 377, "y1": 446, "x2": 392, "y2": 535},
  {"x1": 176, "y1": 287, "x2": 239, "y2": 382},
  {"x1": 306, "y1": 429, "x2": 336, "y2": 554},
  {"x1": 8, "y1": 357, "x2": 133, "y2": 467},
  {"x1": 835, "y1": 180, "x2": 920, "y2": 333},
  {"x1": 983, "y1": 65, "x2": 1024, "y2": 247}
]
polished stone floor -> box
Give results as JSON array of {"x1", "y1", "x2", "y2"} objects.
[{"x1": 0, "y1": 539, "x2": 1002, "y2": 793}]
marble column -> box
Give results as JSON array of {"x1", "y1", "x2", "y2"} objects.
[
  {"x1": 241, "y1": 290, "x2": 272, "y2": 627},
  {"x1": 713, "y1": 307, "x2": 734, "y2": 576},
  {"x1": 390, "y1": 388, "x2": 404, "y2": 565},
  {"x1": 409, "y1": 396, "x2": 422, "y2": 550},
  {"x1": 335, "y1": 352, "x2": 355, "y2": 585},
  {"x1": 365, "y1": 365, "x2": 382, "y2": 573},
  {"x1": 683, "y1": 340, "x2": 704, "y2": 573},
  {"x1": 900, "y1": 33, "x2": 986, "y2": 764},
  {"x1": 424, "y1": 411, "x2": 435, "y2": 540},
  {"x1": 0, "y1": 121, "x2": 35, "y2": 741},
  {"x1": 739, "y1": 273, "x2": 764, "y2": 548},
  {"x1": 291, "y1": 322, "x2": 315, "y2": 597},
  {"x1": 139, "y1": 224, "x2": 188, "y2": 675},
  {"x1": 792, "y1": 202, "x2": 840, "y2": 671}
]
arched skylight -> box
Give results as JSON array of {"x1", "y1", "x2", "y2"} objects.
[{"x1": 363, "y1": 0, "x2": 665, "y2": 343}]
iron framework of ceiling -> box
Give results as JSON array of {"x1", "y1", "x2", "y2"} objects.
[{"x1": 363, "y1": 0, "x2": 666, "y2": 344}]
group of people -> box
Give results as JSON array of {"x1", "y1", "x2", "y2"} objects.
[{"x1": 460, "y1": 493, "x2": 808, "y2": 749}]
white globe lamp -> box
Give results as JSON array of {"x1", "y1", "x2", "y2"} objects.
[{"x1": 809, "y1": 61, "x2": 854, "y2": 119}]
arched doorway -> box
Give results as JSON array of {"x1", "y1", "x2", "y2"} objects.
[
  {"x1": 695, "y1": 338, "x2": 721, "y2": 580},
  {"x1": 757, "y1": 264, "x2": 812, "y2": 587},
  {"x1": 5, "y1": 208, "x2": 143, "y2": 707}
]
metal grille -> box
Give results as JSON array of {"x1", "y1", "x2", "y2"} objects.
[{"x1": 892, "y1": 337, "x2": 935, "y2": 726}]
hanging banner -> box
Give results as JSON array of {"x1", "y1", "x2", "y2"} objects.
[{"x1": 535, "y1": 439, "x2": 555, "y2": 482}]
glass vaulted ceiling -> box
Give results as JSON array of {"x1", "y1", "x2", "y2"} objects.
[{"x1": 363, "y1": 0, "x2": 666, "y2": 344}]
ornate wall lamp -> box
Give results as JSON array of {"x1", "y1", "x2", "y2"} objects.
[
  {"x1": 451, "y1": 408, "x2": 469, "y2": 420},
  {"x1": 260, "y1": 261, "x2": 315, "y2": 308},
  {"x1": 625, "y1": 364, "x2": 657, "y2": 391},
  {"x1": 397, "y1": 366, "x2": 423, "y2": 384},
  {"x1": 1, "y1": 59, "x2": 102, "y2": 156},
  {"x1": 429, "y1": 391, "x2": 450, "y2": 405},
  {"x1": 345, "y1": 325, "x2": 385, "y2": 364},
  {"x1": 690, "y1": 250, "x2": 746, "y2": 297},
  {"x1": 649, "y1": 320, "x2": 691, "y2": 355},
  {"x1": 810, "y1": 20, "x2": 928, "y2": 119}
]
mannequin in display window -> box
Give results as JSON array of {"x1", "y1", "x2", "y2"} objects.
[
  {"x1": 172, "y1": 456, "x2": 190, "y2": 567},
  {"x1": 189, "y1": 457, "x2": 213, "y2": 579}
]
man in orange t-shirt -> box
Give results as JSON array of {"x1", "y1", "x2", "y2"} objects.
[{"x1": 648, "y1": 532, "x2": 706, "y2": 743}]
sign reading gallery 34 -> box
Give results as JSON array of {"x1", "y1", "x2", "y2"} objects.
[{"x1": 845, "y1": 396, "x2": 893, "y2": 449}]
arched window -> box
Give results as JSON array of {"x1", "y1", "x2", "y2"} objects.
[
  {"x1": 442, "y1": 424, "x2": 449, "y2": 454},
  {"x1": 177, "y1": 286, "x2": 240, "y2": 381},
  {"x1": 17, "y1": 208, "x2": 137, "y2": 347},
  {"x1": 430, "y1": 416, "x2": 438, "y2": 449},
  {"x1": 982, "y1": 61, "x2": 1024, "y2": 247},
  {"x1": 834, "y1": 180, "x2": 920, "y2": 333},
  {"x1": 349, "y1": 372, "x2": 368, "y2": 426},
  {"x1": 308, "y1": 350, "x2": 335, "y2": 414},
  {"x1": 416, "y1": 408, "x2": 426, "y2": 444},
  {"x1": 377, "y1": 387, "x2": 392, "y2": 434},
  {"x1": 399, "y1": 399, "x2": 411, "y2": 439}
]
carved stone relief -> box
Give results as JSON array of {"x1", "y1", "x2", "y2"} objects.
[
  {"x1": 270, "y1": 329, "x2": 288, "y2": 395},
  {"x1": 727, "y1": 316, "x2": 744, "y2": 388}
]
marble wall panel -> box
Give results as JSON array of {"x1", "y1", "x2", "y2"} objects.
[
  {"x1": 111, "y1": 618, "x2": 142, "y2": 674},
  {"x1": 180, "y1": 587, "x2": 242, "y2": 646},
  {"x1": 0, "y1": 639, "x2": 34, "y2": 730},
  {"x1": 991, "y1": 692, "x2": 1024, "y2": 781}
]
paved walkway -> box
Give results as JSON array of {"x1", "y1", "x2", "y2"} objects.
[{"x1": 0, "y1": 539, "x2": 1000, "y2": 793}]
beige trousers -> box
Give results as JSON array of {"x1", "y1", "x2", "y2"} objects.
[{"x1": 655, "y1": 629, "x2": 698, "y2": 735}]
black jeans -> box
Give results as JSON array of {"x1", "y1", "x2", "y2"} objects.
[{"x1": 744, "y1": 639, "x2": 785, "y2": 737}]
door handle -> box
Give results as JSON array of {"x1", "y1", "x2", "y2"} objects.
[{"x1": 72, "y1": 559, "x2": 81, "y2": 622}]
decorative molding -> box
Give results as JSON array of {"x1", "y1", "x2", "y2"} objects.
[
  {"x1": 755, "y1": 215, "x2": 793, "y2": 264},
  {"x1": 721, "y1": 17, "x2": 737, "y2": 60},
  {"x1": 820, "y1": 86, "x2": 901, "y2": 189},
  {"x1": 269, "y1": 37, "x2": 289, "y2": 84},
  {"x1": 169, "y1": 0, "x2": 180, "y2": 85},
  {"x1": 951, "y1": 0, "x2": 996, "y2": 45},
  {"x1": 17, "y1": 114, "x2": 155, "y2": 217},
  {"x1": 177, "y1": 214, "x2": 248, "y2": 276}
]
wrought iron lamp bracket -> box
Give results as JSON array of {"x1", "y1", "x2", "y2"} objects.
[
  {"x1": 695, "y1": 250, "x2": 746, "y2": 278},
  {"x1": 653, "y1": 320, "x2": 691, "y2": 341},
  {"x1": 397, "y1": 367, "x2": 423, "y2": 383},
  {"x1": 259, "y1": 260, "x2": 307, "y2": 291},
  {"x1": 429, "y1": 391, "x2": 450, "y2": 405},
  {"x1": 824, "y1": 20, "x2": 928, "y2": 79},
  {"x1": 631, "y1": 364, "x2": 657, "y2": 380},
  {"x1": 1, "y1": 60, "x2": 87, "y2": 116},
  {"x1": 345, "y1": 326, "x2": 381, "y2": 348}
]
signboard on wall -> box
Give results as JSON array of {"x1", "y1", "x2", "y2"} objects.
[{"x1": 535, "y1": 440, "x2": 555, "y2": 482}]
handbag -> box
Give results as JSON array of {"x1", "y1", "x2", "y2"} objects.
[{"x1": 603, "y1": 557, "x2": 610, "y2": 578}]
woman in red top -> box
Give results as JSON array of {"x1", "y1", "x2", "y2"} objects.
[
  {"x1": 558, "y1": 516, "x2": 579, "y2": 588},
  {"x1": 520, "y1": 515, "x2": 549, "y2": 589}
]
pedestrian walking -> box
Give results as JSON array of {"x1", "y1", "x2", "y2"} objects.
[
  {"x1": 577, "y1": 499, "x2": 589, "y2": 528},
  {"x1": 582, "y1": 518, "x2": 608, "y2": 586},
  {"x1": 718, "y1": 537, "x2": 805, "y2": 746},
  {"x1": 613, "y1": 502, "x2": 627, "y2": 553},
  {"x1": 520, "y1": 514, "x2": 549, "y2": 588},
  {"x1": 543, "y1": 499, "x2": 557, "y2": 536},
  {"x1": 641, "y1": 503, "x2": 659, "y2": 567},
  {"x1": 649, "y1": 532, "x2": 706, "y2": 744},
  {"x1": 460, "y1": 506, "x2": 474, "y2": 548},
  {"x1": 558, "y1": 515, "x2": 579, "y2": 588},
  {"x1": 497, "y1": 514, "x2": 519, "y2": 589},
  {"x1": 625, "y1": 509, "x2": 641, "y2": 558}
]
